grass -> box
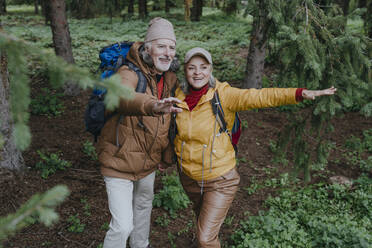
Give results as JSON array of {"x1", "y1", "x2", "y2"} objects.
[{"x1": 1, "y1": 5, "x2": 252, "y2": 82}]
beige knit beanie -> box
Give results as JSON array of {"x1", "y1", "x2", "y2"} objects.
[
  {"x1": 184, "y1": 47, "x2": 213, "y2": 64},
  {"x1": 144, "y1": 17, "x2": 176, "y2": 43}
]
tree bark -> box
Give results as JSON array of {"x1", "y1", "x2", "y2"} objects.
[
  {"x1": 50, "y1": 0, "x2": 74, "y2": 64},
  {"x1": 191, "y1": 0, "x2": 202, "y2": 21},
  {"x1": 340, "y1": 0, "x2": 350, "y2": 16},
  {"x1": 34, "y1": 0, "x2": 39, "y2": 14},
  {"x1": 359, "y1": 0, "x2": 372, "y2": 38},
  {"x1": 165, "y1": 0, "x2": 171, "y2": 13},
  {"x1": 223, "y1": 0, "x2": 238, "y2": 15},
  {"x1": 0, "y1": 0, "x2": 6, "y2": 14},
  {"x1": 0, "y1": 52, "x2": 25, "y2": 171},
  {"x1": 114, "y1": 0, "x2": 120, "y2": 10},
  {"x1": 184, "y1": 0, "x2": 192, "y2": 21},
  {"x1": 153, "y1": 0, "x2": 161, "y2": 11},
  {"x1": 243, "y1": 4, "x2": 268, "y2": 89},
  {"x1": 41, "y1": 0, "x2": 51, "y2": 24},
  {"x1": 128, "y1": 0, "x2": 134, "y2": 16},
  {"x1": 50, "y1": 0, "x2": 80, "y2": 96},
  {"x1": 138, "y1": 0, "x2": 148, "y2": 19}
]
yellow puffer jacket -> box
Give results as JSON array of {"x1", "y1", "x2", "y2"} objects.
[{"x1": 174, "y1": 81, "x2": 298, "y2": 181}]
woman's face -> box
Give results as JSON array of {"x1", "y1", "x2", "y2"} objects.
[{"x1": 185, "y1": 56, "x2": 212, "y2": 90}]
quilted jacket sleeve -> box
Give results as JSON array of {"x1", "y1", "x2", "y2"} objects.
[
  {"x1": 218, "y1": 82, "x2": 298, "y2": 112},
  {"x1": 115, "y1": 66, "x2": 159, "y2": 116}
]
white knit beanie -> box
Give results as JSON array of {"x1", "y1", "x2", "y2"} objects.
[{"x1": 144, "y1": 17, "x2": 176, "y2": 43}]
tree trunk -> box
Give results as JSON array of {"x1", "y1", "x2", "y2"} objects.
[
  {"x1": 243, "y1": 5, "x2": 268, "y2": 89},
  {"x1": 184, "y1": 0, "x2": 192, "y2": 21},
  {"x1": 223, "y1": 0, "x2": 238, "y2": 15},
  {"x1": 128, "y1": 0, "x2": 134, "y2": 16},
  {"x1": 41, "y1": 0, "x2": 51, "y2": 24},
  {"x1": 0, "y1": 52, "x2": 25, "y2": 171},
  {"x1": 359, "y1": 0, "x2": 372, "y2": 38},
  {"x1": 165, "y1": 0, "x2": 171, "y2": 13},
  {"x1": 340, "y1": 0, "x2": 350, "y2": 16},
  {"x1": 0, "y1": 0, "x2": 6, "y2": 14},
  {"x1": 114, "y1": 0, "x2": 120, "y2": 10},
  {"x1": 50, "y1": 0, "x2": 80, "y2": 96},
  {"x1": 191, "y1": 0, "x2": 202, "y2": 21},
  {"x1": 34, "y1": 0, "x2": 39, "y2": 14},
  {"x1": 50, "y1": 0, "x2": 74, "y2": 64},
  {"x1": 153, "y1": 0, "x2": 161, "y2": 10},
  {"x1": 138, "y1": 0, "x2": 148, "y2": 19}
]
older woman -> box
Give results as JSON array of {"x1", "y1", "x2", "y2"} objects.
[{"x1": 170, "y1": 47, "x2": 336, "y2": 248}]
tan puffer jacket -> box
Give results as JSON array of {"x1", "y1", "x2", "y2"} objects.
[
  {"x1": 174, "y1": 81, "x2": 298, "y2": 181},
  {"x1": 97, "y1": 42, "x2": 178, "y2": 181}
]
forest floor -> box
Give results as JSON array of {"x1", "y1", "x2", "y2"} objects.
[{"x1": 1, "y1": 79, "x2": 371, "y2": 248}]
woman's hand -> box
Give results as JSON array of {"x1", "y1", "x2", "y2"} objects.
[
  {"x1": 153, "y1": 97, "x2": 183, "y2": 114},
  {"x1": 302, "y1": 86, "x2": 337, "y2": 100}
]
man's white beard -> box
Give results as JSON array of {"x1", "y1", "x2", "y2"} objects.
[{"x1": 154, "y1": 57, "x2": 172, "y2": 72}]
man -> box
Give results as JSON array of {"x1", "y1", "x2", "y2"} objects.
[{"x1": 97, "y1": 17, "x2": 179, "y2": 248}]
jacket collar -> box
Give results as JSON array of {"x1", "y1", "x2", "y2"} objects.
[
  {"x1": 127, "y1": 42, "x2": 159, "y2": 77},
  {"x1": 176, "y1": 84, "x2": 216, "y2": 110}
]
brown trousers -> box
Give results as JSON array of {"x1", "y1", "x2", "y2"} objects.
[{"x1": 180, "y1": 168, "x2": 240, "y2": 248}]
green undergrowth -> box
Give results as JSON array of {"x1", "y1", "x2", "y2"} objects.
[
  {"x1": 230, "y1": 174, "x2": 372, "y2": 248},
  {"x1": 153, "y1": 170, "x2": 190, "y2": 218},
  {"x1": 0, "y1": 6, "x2": 251, "y2": 82}
]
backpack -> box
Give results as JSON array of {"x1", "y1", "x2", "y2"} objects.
[
  {"x1": 84, "y1": 41, "x2": 148, "y2": 142},
  {"x1": 211, "y1": 90, "x2": 242, "y2": 153}
]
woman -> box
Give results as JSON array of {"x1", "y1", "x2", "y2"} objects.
[{"x1": 171, "y1": 47, "x2": 336, "y2": 248}]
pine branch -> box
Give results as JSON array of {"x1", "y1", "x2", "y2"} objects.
[
  {"x1": 0, "y1": 185, "x2": 70, "y2": 244},
  {"x1": 0, "y1": 31, "x2": 133, "y2": 150}
]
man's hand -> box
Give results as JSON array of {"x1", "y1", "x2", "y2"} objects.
[
  {"x1": 302, "y1": 86, "x2": 337, "y2": 100},
  {"x1": 153, "y1": 97, "x2": 183, "y2": 113}
]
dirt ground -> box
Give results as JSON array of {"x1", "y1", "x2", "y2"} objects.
[{"x1": 1, "y1": 82, "x2": 371, "y2": 248}]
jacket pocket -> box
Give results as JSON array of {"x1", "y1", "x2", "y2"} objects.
[
  {"x1": 114, "y1": 135, "x2": 146, "y2": 174},
  {"x1": 211, "y1": 132, "x2": 233, "y2": 159}
]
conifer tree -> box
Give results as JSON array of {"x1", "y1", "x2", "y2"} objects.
[
  {"x1": 138, "y1": 0, "x2": 148, "y2": 19},
  {"x1": 34, "y1": 0, "x2": 39, "y2": 14},
  {"x1": 0, "y1": 0, "x2": 5, "y2": 14},
  {"x1": 0, "y1": 185, "x2": 69, "y2": 245},
  {"x1": 0, "y1": 31, "x2": 132, "y2": 168},
  {"x1": 0, "y1": 26, "x2": 130, "y2": 244},
  {"x1": 191, "y1": 0, "x2": 203, "y2": 21},
  {"x1": 0, "y1": 51, "x2": 24, "y2": 171},
  {"x1": 243, "y1": 0, "x2": 271, "y2": 89},
  {"x1": 50, "y1": 0, "x2": 80, "y2": 96},
  {"x1": 244, "y1": 0, "x2": 371, "y2": 181}
]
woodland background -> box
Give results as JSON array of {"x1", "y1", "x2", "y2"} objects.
[{"x1": 0, "y1": 0, "x2": 371, "y2": 247}]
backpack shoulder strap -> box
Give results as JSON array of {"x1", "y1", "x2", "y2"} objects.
[
  {"x1": 211, "y1": 90, "x2": 228, "y2": 134},
  {"x1": 124, "y1": 61, "x2": 149, "y2": 130},
  {"x1": 125, "y1": 61, "x2": 148, "y2": 93}
]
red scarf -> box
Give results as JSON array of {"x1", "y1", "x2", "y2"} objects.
[
  {"x1": 184, "y1": 84, "x2": 209, "y2": 111},
  {"x1": 157, "y1": 76, "x2": 164, "y2": 99}
]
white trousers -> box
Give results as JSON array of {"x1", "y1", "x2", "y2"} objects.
[{"x1": 103, "y1": 172, "x2": 155, "y2": 248}]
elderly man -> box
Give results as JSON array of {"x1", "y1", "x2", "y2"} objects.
[{"x1": 97, "y1": 17, "x2": 179, "y2": 248}]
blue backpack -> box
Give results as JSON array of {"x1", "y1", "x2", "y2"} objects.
[{"x1": 84, "y1": 42, "x2": 148, "y2": 142}]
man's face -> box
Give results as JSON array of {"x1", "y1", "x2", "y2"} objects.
[{"x1": 147, "y1": 39, "x2": 176, "y2": 73}]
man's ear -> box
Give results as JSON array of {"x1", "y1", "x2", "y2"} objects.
[{"x1": 145, "y1": 45, "x2": 151, "y2": 53}]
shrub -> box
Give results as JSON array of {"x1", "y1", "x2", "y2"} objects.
[
  {"x1": 67, "y1": 214, "x2": 85, "y2": 233},
  {"x1": 153, "y1": 171, "x2": 190, "y2": 217},
  {"x1": 82, "y1": 140, "x2": 98, "y2": 161},
  {"x1": 230, "y1": 176, "x2": 372, "y2": 248},
  {"x1": 35, "y1": 150, "x2": 72, "y2": 179},
  {"x1": 30, "y1": 88, "x2": 64, "y2": 117}
]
